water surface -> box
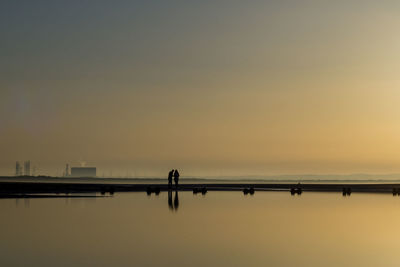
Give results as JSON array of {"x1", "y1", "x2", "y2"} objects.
[{"x1": 1, "y1": 191, "x2": 400, "y2": 266}]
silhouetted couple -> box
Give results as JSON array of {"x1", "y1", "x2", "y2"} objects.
[{"x1": 168, "y1": 169, "x2": 180, "y2": 188}]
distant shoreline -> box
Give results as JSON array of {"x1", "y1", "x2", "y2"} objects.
[{"x1": 3, "y1": 176, "x2": 400, "y2": 184}]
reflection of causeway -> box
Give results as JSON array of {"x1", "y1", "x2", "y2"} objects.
[{"x1": 168, "y1": 190, "x2": 179, "y2": 211}]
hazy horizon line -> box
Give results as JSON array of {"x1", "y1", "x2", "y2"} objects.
[{"x1": 6, "y1": 173, "x2": 400, "y2": 180}]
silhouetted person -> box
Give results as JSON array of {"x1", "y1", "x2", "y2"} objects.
[
  {"x1": 174, "y1": 190, "x2": 179, "y2": 211},
  {"x1": 168, "y1": 169, "x2": 174, "y2": 188},
  {"x1": 174, "y1": 169, "x2": 180, "y2": 188},
  {"x1": 168, "y1": 190, "x2": 173, "y2": 210}
]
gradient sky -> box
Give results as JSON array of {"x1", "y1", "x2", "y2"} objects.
[{"x1": 1, "y1": 1, "x2": 400, "y2": 177}]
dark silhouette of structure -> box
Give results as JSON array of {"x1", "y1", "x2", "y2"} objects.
[
  {"x1": 392, "y1": 188, "x2": 400, "y2": 196},
  {"x1": 146, "y1": 187, "x2": 161, "y2": 195},
  {"x1": 243, "y1": 187, "x2": 255, "y2": 195},
  {"x1": 193, "y1": 187, "x2": 208, "y2": 195},
  {"x1": 3, "y1": 180, "x2": 400, "y2": 197},
  {"x1": 290, "y1": 184, "x2": 302, "y2": 195},
  {"x1": 342, "y1": 187, "x2": 351, "y2": 196}
]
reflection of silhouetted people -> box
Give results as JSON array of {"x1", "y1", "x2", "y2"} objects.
[
  {"x1": 174, "y1": 190, "x2": 179, "y2": 211},
  {"x1": 168, "y1": 169, "x2": 174, "y2": 188},
  {"x1": 168, "y1": 190, "x2": 173, "y2": 210},
  {"x1": 174, "y1": 169, "x2": 180, "y2": 188},
  {"x1": 167, "y1": 190, "x2": 179, "y2": 211}
]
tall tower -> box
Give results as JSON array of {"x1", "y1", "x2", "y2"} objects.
[
  {"x1": 65, "y1": 164, "x2": 69, "y2": 177},
  {"x1": 24, "y1": 161, "x2": 31, "y2": 176},
  {"x1": 15, "y1": 162, "x2": 20, "y2": 176}
]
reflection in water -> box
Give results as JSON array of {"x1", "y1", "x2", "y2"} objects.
[
  {"x1": 3, "y1": 192, "x2": 400, "y2": 266},
  {"x1": 168, "y1": 190, "x2": 173, "y2": 210},
  {"x1": 168, "y1": 190, "x2": 179, "y2": 211},
  {"x1": 174, "y1": 191, "x2": 179, "y2": 210}
]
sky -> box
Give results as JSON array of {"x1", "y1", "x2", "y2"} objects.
[{"x1": 1, "y1": 1, "x2": 400, "y2": 177}]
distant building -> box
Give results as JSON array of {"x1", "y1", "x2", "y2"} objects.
[
  {"x1": 70, "y1": 167, "x2": 96, "y2": 177},
  {"x1": 15, "y1": 162, "x2": 21, "y2": 176},
  {"x1": 24, "y1": 161, "x2": 31, "y2": 176},
  {"x1": 65, "y1": 164, "x2": 70, "y2": 177}
]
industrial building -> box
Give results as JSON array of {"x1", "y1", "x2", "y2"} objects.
[
  {"x1": 70, "y1": 167, "x2": 96, "y2": 177},
  {"x1": 65, "y1": 164, "x2": 70, "y2": 177},
  {"x1": 15, "y1": 162, "x2": 21, "y2": 176},
  {"x1": 24, "y1": 161, "x2": 30, "y2": 176},
  {"x1": 15, "y1": 161, "x2": 31, "y2": 176}
]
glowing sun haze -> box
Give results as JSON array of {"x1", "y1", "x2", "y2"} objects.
[{"x1": 1, "y1": 1, "x2": 400, "y2": 176}]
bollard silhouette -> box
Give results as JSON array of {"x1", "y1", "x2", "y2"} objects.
[
  {"x1": 347, "y1": 188, "x2": 352, "y2": 196},
  {"x1": 155, "y1": 187, "x2": 161, "y2": 195},
  {"x1": 201, "y1": 187, "x2": 207, "y2": 195},
  {"x1": 291, "y1": 188, "x2": 296, "y2": 195},
  {"x1": 249, "y1": 187, "x2": 255, "y2": 195},
  {"x1": 297, "y1": 188, "x2": 302, "y2": 195}
]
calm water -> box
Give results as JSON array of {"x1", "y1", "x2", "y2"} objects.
[{"x1": 1, "y1": 191, "x2": 400, "y2": 266}]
